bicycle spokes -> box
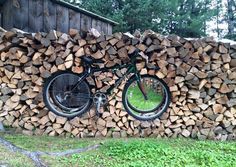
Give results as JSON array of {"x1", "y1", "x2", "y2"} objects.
[
  {"x1": 137, "y1": 81, "x2": 148, "y2": 100},
  {"x1": 123, "y1": 75, "x2": 171, "y2": 121},
  {"x1": 127, "y1": 78, "x2": 165, "y2": 112},
  {"x1": 43, "y1": 72, "x2": 92, "y2": 118}
]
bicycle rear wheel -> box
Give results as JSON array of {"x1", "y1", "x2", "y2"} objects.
[
  {"x1": 122, "y1": 74, "x2": 171, "y2": 121},
  {"x1": 43, "y1": 71, "x2": 92, "y2": 118}
]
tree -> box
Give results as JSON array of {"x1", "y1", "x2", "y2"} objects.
[
  {"x1": 79, "y1": 0, "x2": 165, "y2": 33},
  {"x1": 156, "y1": 0, "x2": 216, "y2": 37},
  {"x1": 79, "y1": 0, "x2": 126, "y2": 32},
  {"x1": 227, "y1": 0, "x2": 235, "y2": 35},
  {"x1": 225, "y1": 0, "x2": 236, "y2": 40},
  {"x1": 66, "y1": 0, "x2": 217, "y2": 37},
  {"x1": 65, "y1": 0, "x2": 80, "y2": 5},
  {"x1": 215, "y1": 0, "x2": 224, "y2": 38}
]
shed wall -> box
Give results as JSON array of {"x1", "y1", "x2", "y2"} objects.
[{"x1": 0, "y1": 0, "x2": 113, "y2": 34}]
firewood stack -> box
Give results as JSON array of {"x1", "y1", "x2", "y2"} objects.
[{"x1": 0, "y1": 28, "x2": 236, "y2": 140}]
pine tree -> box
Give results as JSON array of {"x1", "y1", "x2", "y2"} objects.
[
  {"x1": 225, "y1": 0, "x2": 236, "y2": 40},
  {"x1": 227, "y1": 0, "x2": 234, "y2": 35},
  {"x1": 79, "y1": 0, "x2": 126, "y2": 32},
  {"x1": 216, "y1": 0, "x2": 222, "y2": 38},
  {"x1": 66, "y1": 0, "x2": 217, "y2": 37}
]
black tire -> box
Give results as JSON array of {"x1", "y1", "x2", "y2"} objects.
[
  {"x1": 43, "y1": 71, "x2": 92, "y2": 118},
  {"x1": 122, "y1": 74, "x2": 171, "y2": 121}
]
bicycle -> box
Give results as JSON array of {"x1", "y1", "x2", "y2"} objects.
[{"x1": 43, "y1": 49, "x2": 171, "y2": 121}]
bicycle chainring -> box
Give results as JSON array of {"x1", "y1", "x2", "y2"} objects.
[{"x1": 93, "y1": 92, "x2": 108, "y2": 106}]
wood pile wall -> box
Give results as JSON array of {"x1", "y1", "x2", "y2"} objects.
[{"x1": 0, "y1": 29, "x2": 236, "y2": 140}]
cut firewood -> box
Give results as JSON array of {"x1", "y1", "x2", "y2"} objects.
[
  {"x1": 75, "y1": 48, "x2": 85, "y2": 57},
  {"x1": 0, "y1": 29, "x2": 236, "y2": 140}
]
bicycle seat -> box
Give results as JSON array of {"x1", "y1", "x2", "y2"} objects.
[
  {"x1": 81, "y1": 55, "x2": 104, "y2": 66},
  {"x1": 81, "y1": 56, "x2": 93, "y2": 65}
]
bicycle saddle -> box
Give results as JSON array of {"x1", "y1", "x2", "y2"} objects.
[
  {"x1": 81, "y1": 56, "x2": 93, "y2": 65},
  {"x1": 81, "y1": 55, "x2": 104, "y2": 65}
]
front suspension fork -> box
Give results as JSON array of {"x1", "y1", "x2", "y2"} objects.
[{"x1": 136, "y1": 74, "x2": 148, "y2": 100}]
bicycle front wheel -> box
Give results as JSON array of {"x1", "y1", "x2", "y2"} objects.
[
  {"x1": 122, "y1": 74, "x2": 171, "y2": 121},
  {"x1": 43, "y1": 71, "x2": 92, "y2": 118}
]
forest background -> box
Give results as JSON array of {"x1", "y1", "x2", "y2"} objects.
[{"x1": 65, "y1": 0, "x2": 236, "y2": 40}]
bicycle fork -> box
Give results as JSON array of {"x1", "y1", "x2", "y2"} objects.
[{"x1": 136, "y1": 74, "x2": 148, "y2": 100}]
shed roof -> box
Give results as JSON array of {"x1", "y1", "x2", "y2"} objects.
[
  {"x1": 0, "y1": 0, "x2": 118, "y2": 25},
  {"x1": 52, "y1": 0, "x2": 118, "y2": 25}
]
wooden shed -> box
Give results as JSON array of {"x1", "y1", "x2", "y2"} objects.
[{"x1": 0, "y1": 0, "x2": 118, "y2": 34}]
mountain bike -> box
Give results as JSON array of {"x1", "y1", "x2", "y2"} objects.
[{"x1": 43, "y1": 49, "x2": 171, "y2": 121}]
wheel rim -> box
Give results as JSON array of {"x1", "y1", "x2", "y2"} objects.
[
  {"x1": 125, "y1": 76, "x2": 169, "y2": 119},
  {"x1": 45, "y1": 73, "x2": 91, "y2": 116}
]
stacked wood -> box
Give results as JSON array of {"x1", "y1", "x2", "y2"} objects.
[{"x1": 0, "y1": 28, "x2": 236, "y2": 140}]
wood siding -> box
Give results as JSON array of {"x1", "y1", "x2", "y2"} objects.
[
  {"x1": 0, "y1": 0, "x2": 113, "y2": 34},
  {"x1": 13, "y1": 0, "x2": 29, "y2": 31},
  {"x1": 29, "y1": 0, "x2": 44, "y2": 32},
  {"x1": 2, "y1": 0, "x2": 13, "y2": 29}
]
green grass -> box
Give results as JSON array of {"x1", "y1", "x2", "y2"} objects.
[
  {"x1": 127, "y1": 85, "x2": 163, "y2": 111},
  {"x1": 1, "y1": 133, "x2": 101, "y2": 152},
  {"x1": 0, "y1": 145, "x2": 34, "y2": 167},
  {"x1": 0, "y1": 134, "x2": 236, "y2": 167},
  {"x1": 55, "y1": 138, "x2": 236, "y2": 167}
]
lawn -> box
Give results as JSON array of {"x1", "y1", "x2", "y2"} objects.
[
  {"x1": 0, "y1": 144, "x2": 34, "y2": 167},
  {"x1": 127, "y1": 84, "x2": 163, "y2": 111},
  {"x1": 0, "y1": 133, "x2": 236, "y2": 167}
]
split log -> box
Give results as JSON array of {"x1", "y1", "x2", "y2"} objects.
[{"x1": 0, "y1": 28, "x2": 236, "y2": 140}]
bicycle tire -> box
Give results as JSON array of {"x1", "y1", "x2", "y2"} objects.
[
  {"x1": 43, "y1": 71, "x2": 93, "y2": 118},
  {"x1": 122, "y1": 74, "x2": 171, "y2": 121}
]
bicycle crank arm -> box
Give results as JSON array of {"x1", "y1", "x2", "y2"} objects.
[{"x1": 95, "y1": 103, "x2": 101, "y2": 115}]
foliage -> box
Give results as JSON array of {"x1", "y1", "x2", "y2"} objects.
[
  {"x1": 77, "y1": 0, "x2": 216, "y2": 37},
  {"x1": 55, "y1": 138, "x2": 236, "y2": 167},
  {"x1": 1, "y1": 134, "x2": 236, "y2": 167},
  {"x1": 96, "y1": 139, "x2": 236, "y2": 167},
  {"x1": 62, "y1": 0, "x2": 236, "y2": 39},
  {"x1": 224, "y1": 34, "x2": 236, "y2": 41},
  {"x1": 225, "y1": 0, "x2": 236, "y2": 39},
  {"x1": 0, "y1": 145, "x2": 34, "y2": 167},
  {"x1": 127, "y1": 84, "x2": 162, "y2": 110},
  {"x1": 1, "y1": 133, "x2": 101, "y2": 152},
  {"x1": 159, "y1": 0, "x2": 216, "y2": 37}
]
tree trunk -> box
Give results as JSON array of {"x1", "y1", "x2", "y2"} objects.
[
  {"x1": 227, "y1": 0, "x2": 235, "y2": 36},
  {"x1": 216, "y1": 0, "x2": 220, "y2": 38}
]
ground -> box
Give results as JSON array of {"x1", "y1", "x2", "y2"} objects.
[{"x1": 0, "y1": 133, "x2": 236, "y2": 167}]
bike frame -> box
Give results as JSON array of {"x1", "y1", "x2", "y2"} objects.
[{"x1": 70, "y1": 57, "x2": 142, "y2": 96}]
